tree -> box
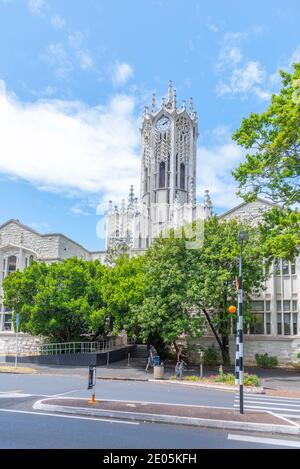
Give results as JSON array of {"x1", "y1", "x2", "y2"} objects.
[
  {"x1": 100, "y1": 254, "x2": 146, "y2": 336},
  {"x1": 131, "y1": 235, "x2": 205, "y2": 356},
  {"x1": 232, "y1": 63, "x2": 300, "y2": 206},
  {"x1": 3, "y1": 258, "x2": 107, "y2": 342},
  {"x1": 187, "y1": 216, "x2": 266, "y2": 364}
]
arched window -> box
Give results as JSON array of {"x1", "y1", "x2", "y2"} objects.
[
  {"x1": 138, "y1": 233, "x2": 142, "y2": 249},
  {"x1": 8, "y1": 256, "x2": 17, "y2": 274},
  {"x1": 159, "y1": 161, "x2": 166, "y2": 188},
  {"x1": 180, "y1": 163, "x2": 185, "y2": 190},
  {"x1": 144, "y1": 168, "x2": 148, "y2": 193}
]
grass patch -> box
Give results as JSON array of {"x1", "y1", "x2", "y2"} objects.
[
  {"x1": 170, "y1": 372, "x2": 260, "y2": 387},
  {"x1": 0, "y1": 365, "x2": 37, "y2": 374}
]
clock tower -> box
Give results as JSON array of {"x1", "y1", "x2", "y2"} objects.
[
  {"x1": 106, "y1": 81, "x2": 212, "y2": 251},
  {"x1": 138, "y1": 81, "x2": 199, "y2": 247}
]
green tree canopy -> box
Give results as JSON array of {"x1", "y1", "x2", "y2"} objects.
[
  {"x1": 187, "y1": 216, "x2": 267, "y2": 364},
  {"x1": 3, "y1": 258, "x2": 106, "y2": 342},
  {"x1": 233, "y1": 64, "x2": 300, "y2": 206}
]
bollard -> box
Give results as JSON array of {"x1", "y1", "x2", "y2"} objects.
[
  {"x1": 127, "y1": 352, "x2": 131, "y2": 367},
  {"x1": 199, "y1": 350, "x2": 204, "y2": 379},
  {"x1": 107, "y1": 351, "x2": 109, "y2": 366}
]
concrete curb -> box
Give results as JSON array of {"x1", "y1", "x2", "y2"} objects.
[
  {"x1": 96, "y1": 375, "x2": 265, "y2": 394},
  {"x1": 97, "y1": 376, "x2": 148, "y2": 382},
  {"x1": 33, "y1": 399, "x2": 299, "y2": 436},
  {"x1": 150, "y1": 379, "x2": 265, "y2": 394}
]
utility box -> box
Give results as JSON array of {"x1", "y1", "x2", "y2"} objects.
[{"x1": 153, "y1": 364, "x2": 164, "y2": 379}]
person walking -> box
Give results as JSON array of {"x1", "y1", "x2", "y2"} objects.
[
  {"x1": 175, "y1": 348, "x2": 186, "y2": 380},
  {"x1": 145, "y1": 344, "x2": 154, "y2": 372}
]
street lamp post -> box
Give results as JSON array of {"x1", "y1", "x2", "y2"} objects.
[{"x1": 237, "y1": 230, "x2": 248, "y2": 414}]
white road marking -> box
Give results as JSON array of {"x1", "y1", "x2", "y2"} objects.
[
  {"x1": 235, "y1": 399, "x2": 300, "y2": 407},
  {"x1": 0, "y1": 393, "x2": 32, "y2": 398},
  {"x1": 233, "y1": 403, "x2": 300, "y2": 412},
  {"x1": 51, "y1": 389, "x2": 85, "y2": 397},
  {"x1": 0, "y1": 408, "x2": 139, "y2": 425},
  {"x1": 228, "y1": 434, "x2": 300, "y2": 448}
]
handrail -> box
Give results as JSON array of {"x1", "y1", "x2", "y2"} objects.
[{"x1": 13, "y1": 336, "x2": 136, "y2": 356}]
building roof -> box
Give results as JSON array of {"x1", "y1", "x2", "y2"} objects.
[
  {"x1": 0, "y1": 219, "x2": 100, "y2": 255},
  {"x1": 219, "y1": 197, "x2": 281, "y2": 219}
]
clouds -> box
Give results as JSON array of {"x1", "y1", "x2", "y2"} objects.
[
  {"x1": 0, "y1": 81, "x2": 140, "y2": 202},
  {"x1": 216, "y1": 31, "x2": 271, "y2": 101},
  {"x1": 112, "y1": 62, "x2": 134, "y2": 86},
  {"x1": 43, "y1": 32, "x2": 94, "y2": 77},
  {"x1": 27, "y1": 0, "x2": 44, "y2": 16},
  {"x1": 197, "y1": 128, "x2": 245, "y2": 210}
]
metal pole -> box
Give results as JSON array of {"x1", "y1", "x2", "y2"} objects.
[
  {"x1": 15, "y1": 314, "x2": 19, "y2": 368},
  {"x1": 128, "y1": 352, "x2": 131, "y2": 367},
  {"x1": 238, "y1": 241, "x2": 244, "y2": 414}
]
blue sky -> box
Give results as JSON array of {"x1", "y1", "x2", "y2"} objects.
[{"x1": 0, "y1": 0, "x2": 299, "y2": 250}]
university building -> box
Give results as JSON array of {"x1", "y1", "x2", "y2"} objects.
[{"x1": 0, "y1": 83, "x2": 299, "y2": 363}]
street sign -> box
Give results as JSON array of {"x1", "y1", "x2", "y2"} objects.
[{"x1": 87, "y1": 365, "x2": 96, "y2": 390}]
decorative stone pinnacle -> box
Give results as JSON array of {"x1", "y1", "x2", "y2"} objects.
[
  {"x1": 168, "y1": 80, "x2": 173, "y2": 102},
  {"x1": 182, "y1": 99, "x2": 186, "y2": 110},
  {"x1": 152, "y1": 93, "x2": 156, "y2": 113},
  {"x1": 189, "y1": 97, "x2": 193, "y2": 113}
]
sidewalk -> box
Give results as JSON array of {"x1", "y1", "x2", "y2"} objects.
[{"x1": 34, "y1": 397, "x2": 300, "y2": 436}]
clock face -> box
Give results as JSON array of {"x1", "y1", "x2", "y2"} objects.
[{"x1": 156, "y1": 116, "x2": 171, "y2": 132}]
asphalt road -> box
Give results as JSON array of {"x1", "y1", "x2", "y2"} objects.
[{"x1": 0, "y1": 373, "x2": 299, "y2": 449}]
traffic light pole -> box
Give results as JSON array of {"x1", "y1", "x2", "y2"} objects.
[{"x1": 238, "y1": 241, "x2": 244, "y2": 414}]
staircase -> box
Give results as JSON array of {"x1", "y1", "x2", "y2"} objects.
[{"x1": 129, "y1": 344, "x2": 148, "y2": 366}]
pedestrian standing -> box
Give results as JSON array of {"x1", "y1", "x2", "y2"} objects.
[{"x1": 145, "y1": 344, "x2": 154, "y2": 372}]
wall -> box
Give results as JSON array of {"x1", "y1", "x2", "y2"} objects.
[
  {"x1": 4, "y1": 345, "x2": 135, "y2": 367},
  {"x1": 188, "y1": 335, "x2": 300, "y2": 365},
  {"x1": 0, "y1": 333, "x2": 44, "y2": 361}
]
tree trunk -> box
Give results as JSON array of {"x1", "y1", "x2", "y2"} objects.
[
  {"x1": 221, "y1": 335, "x2": 231, "y2": 366},
  {"x1": 202, "y1": 308, "x2": 230, "y2": 365}
]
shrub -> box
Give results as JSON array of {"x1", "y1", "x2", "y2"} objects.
[
  {"x1": 214, "y1": 373, "x2": 235, "y2": 385},
  {"x1": 184, "y1": 375, "x2": 200, "y2": 381},
  {"x1": 203, "y1": 345, "x2": 220, "y2": 365},
  {"x1": 255, "y1": 353, "x2": 278, "y2": 369},
  {"x1": 244, "y1": 373, "x2": 260, "y2": 387}
]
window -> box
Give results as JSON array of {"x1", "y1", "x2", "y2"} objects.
[
  {"x1": 180, "y1": 163, "x2": 185, "y2": 190},
  {"x1": 282, "y1": 260, "x2": 289, "y2": 275},
  {"x1": 274, "y1": 259, "x2": 281, "y2": 275},
  {"x1": 249, "y1": 313, "x2": 264, "y2": 334},
  {"x1": 250, "y1": 300, "x2": 264, "y2": 311},
  {"x1": 277, "y1": 314, "x2": 282, "y2": 335},
  {"x1": 159, "y1": 162, "x2": 166, "y2": 188},
  {"x1": 284, "y1": 314, "x2": 291, "y2": 335},
  {"x1": 293, "y1": 314, "x2": 298, "y2": 335},
  {"x1": 8, "y1": 256, "x2": 17, "y2": 274},
  {"x1": 4, "y1": 314, "x2": 12, "y2": 331},
  {"x1": 277, "y1": 301, "x2": 298, "y2": 336},
  {"x1": 266, "y1": 313, "x2": 271, "y2": 334},
  {"x1": 249, "y1": 300, "x2": 271, "y2": 335},
  {"x1": 291, "y1": 262, "x2": 296, "y2": 275}
]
